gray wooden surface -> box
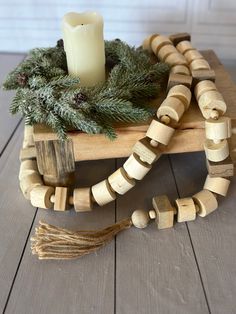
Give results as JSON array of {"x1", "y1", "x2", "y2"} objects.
[{"x1": 1, "y1": 53, "x2": 236, "y2": 314}]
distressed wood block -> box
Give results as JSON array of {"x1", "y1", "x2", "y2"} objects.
[
  {"x1": 167, "y1": 73, "x2": 192, "y2": 92},
  {"x1": 206, "y1": 156, "x2": 234, "y2": 178},
  {"x1": 169, "y1": 32, "x2": 191, "y2": 46},
  {"x1": 54, "y1": 187, "x2": 69, "y2": 211},
  {"x1": 152, "y1": 195, "x2": 175, "y2": 229}
]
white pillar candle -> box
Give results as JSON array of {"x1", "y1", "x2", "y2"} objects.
[{"x1": 62, "y1": 12, "x2": 106, "y2": 86}]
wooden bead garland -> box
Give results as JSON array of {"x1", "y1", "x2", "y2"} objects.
[
  {"x1": 91, "y1": 179, "x2": 116, "y2": 206},
  {"x1": 203, "y1": 175, "x2": 230, "y2": 197},
  {"x1": 146, "y1": 119, "x2": 175, "y2": 145},
  {"x1": 123, "y1": 153, "x2": 151, "y2": 180},
  {"x1": 20, "y1": 33, "x2": 233, "y2": 258}
]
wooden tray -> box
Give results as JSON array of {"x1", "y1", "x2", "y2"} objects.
[{"x1": 33, "y1": 50, "x2": 236, "y2": 162}]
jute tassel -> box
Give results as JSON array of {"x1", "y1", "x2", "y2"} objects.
[{"x1": 31, "y1": 219, "x2": 132, "y2": 260}]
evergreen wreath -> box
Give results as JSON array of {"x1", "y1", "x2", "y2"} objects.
[{"x1": 2, "y1": 39, "x2": 169, "y2": 140}]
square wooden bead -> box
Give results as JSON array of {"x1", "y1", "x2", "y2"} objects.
[
  {"x1": 191, "y1": 69, "x2": 216, "y2": 86},
  {"x1": 132, "y1": 137, "x2": 161, "y2": 164},
  {"x1": 175, "y1": 197, "x2": 196, "y2": 222},
  {"x1": 54, "y1": 187, "x2": 69, "y2": 211},
  {"x1": 152, "y1": 195, "x2": 175, "y2": 229},
  {"x1": 167, "y1": 73, "x2": 192, "y2": 92},
  {"x1": 206, "y1": 156, "x2": 234, "y2": 178},
  {"x1": 169, "y1": 32, "x2": 191, "y2": 46}
]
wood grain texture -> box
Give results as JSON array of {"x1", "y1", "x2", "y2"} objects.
[
  {"x1": 115, "y1": 156, "x2": 209, "y2": 314},
  {"x1": 33, "y1": 50, "x2": 236, "y2": 162},
  {"x1": 0, "y1": 123, "x2": 37, "y2": 313},
  {"x1": 170, "y1": 151, "x2": 236, "y2": 314},
  {"x1": 5, "y1": 159, "x2": 116, "y2": 314},
  {"x1": 0, "y1": 53, "x2": 24, "y2": 154}
]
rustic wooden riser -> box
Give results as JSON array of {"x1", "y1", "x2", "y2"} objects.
[{"x1": 33, "y1": 50, "x2": 236, "y2": 163}]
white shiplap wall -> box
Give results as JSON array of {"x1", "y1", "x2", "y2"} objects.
[{"x1": 0, "y1": 0, "x2": 236, "y2": 60}]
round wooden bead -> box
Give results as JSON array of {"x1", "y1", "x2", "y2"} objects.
[
  {"x1": 91, "y1": 179, "x2": 116, "y2": 206},
  {"x1": 190, "y1": 59, "x2": 210, "y2": 71},
  {"x1": 73, "y1": 187, "x2": 93, "y2": 212},
  {"x1": 203, "y1": 175, "x2": 230, "y2": 197},
  {"x1": 193, "y1": 189, "x2": 218, "y2": 217},
  {"x1": 167, "y1": 84, "x2": 192, "y2": 110},
  {"x1": 131, "y1": 210, "x2": 150, "y2": 229},
  {"x1": 108, "y1": 168, "x2": 136, "y2": 195},
  {"x1": 176, "y1": 40, "x2": 194, "y2": 54},
  {"x1": 30, "y1": 185, "x2": 54, "y2": 209},
  {"x1": 19, "y1": 159, "x2": 38, "y2": 180},
  {"x1": 165, "y1": 53, "x2": 188, "y2": 67},
  {"x1": 20, "y1": 173, "x2": 43, "y2": 200},
  {"x1": 146, "y1": 120, "x2": 175, "y2": 146},
  {"x1": 170, "y1": 65, "x2": 190, "y2": 76},
  {"x1": 204, "y1": 139, "x2": 229, "y2": 162},
  {"x1": 142, "y1": 34, "x2": 159, "y2": 52},
  {"x1": 184, "y1": 50, "x2": 203, "y2": 64},
  {"x1": 198, "y1": 90, "x2": 227, "y2": 119},
  {"x1": 194, "y1": 80, "x2": 217, "y2": 101},
  {"x1": 157, "y1": 97, "x2": 185, "y2": 122},
  {"x1": 157, "y1": 44, "x2": 177, "y2": 61},
  {"x1": 205, "y1": 117, "x2": 231, "y2": 141},
  {"x1": 123, "y1": 153, "x2": 151, "y2": 180},
  {"x1": 175, "y1": 197, "x2": 197, "y2": 222},
  {"x1": 151, "y1": 35, "x2": 172, "y2": 54}
]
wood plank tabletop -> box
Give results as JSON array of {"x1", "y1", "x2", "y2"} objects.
[{"x1": 1, "y1": 53, "x2": 236, "y2": 314}]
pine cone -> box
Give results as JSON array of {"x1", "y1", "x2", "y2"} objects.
[
  {"x1": 57, "y1": 39, "x2": 64, "y2": 48},
  {"x1": 74, "y1": 92, "x2": 88, "y2": 106},
  {"x1": 17, "y1": 73, "x2": 28, "y2": 87}
]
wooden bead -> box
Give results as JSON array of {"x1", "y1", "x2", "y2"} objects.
[
  {"x1": 132, "y1": 137, "x2": 161, "y2": 165},
  {"x1": 131, "y1": 210, "x2": 150, "y2": 229},
  {"x1": 20, "y1": 173, "x2": 43, "y2": 200},
  {"x1": 19, "y1": 159, "x2": 38, "y2": 180},
  {"x1": 151, "y1": 35, "x2": 172, "y2": 54},
  {"x1": 142, "y1": 34, "x2": 159, "y2": 52},
  {"x1": 169, "y1": 32, "x2": 191, "y2": 46},
  {"x1": 165, "y1": 53, "x2": 188, "y2": 67},
  {"x1": 157, "y1": 97, "x2": 185, "y2": 122},
  {"x1": 191, "y1": 69, "x2": 216, "y2": 86},
  {"x1": 73, "y1": 187, "x2": 93, "y2": 212},
  {"x1": 205, "y1": 117, "x2": 231, "y2": 141},
  {"x1": 204, "y1": 139, "x2": 229, "y2": 162},
  {"x1": 184, "y1": 50, "x2": 204, "y2": 64},
  {"x1": 92, "y1": 179, "x2": 116, "y2": 206},
  {"x1": 23, "y1": 125, "x2": 34, "y2": 148},
  {"x1": 194, "y1": 80, "x2": 217, "y2": 101},
  {"x1": 176, "y1": 40, "x2": 194, "y2": 54},
  {"x1": 206, "y1": 156, "x2": 234, "y2": 178},
  {"x1": 157, "y1": 44, "x2": 177, "y2": 61},
  {"x1": 19, "y1": 146, "x2": 37, "y2": 161},
  {"x1": 176, "y1": 197, "x2": 197, "y2": 222},
  {"x1": 152, "y1": 195, "x2": 175, "y2": 229},
  {"x1": 190, "y1": 59, "x2": 210, "y2": 71},
  {"x1": 170, "y1": 65, "x2": 190, "y2": 76},
  {"x1": 203, "y1": 175, "x2": 230, "y2": 197},
  {"x1": 54, "y1": 187, "x2": 68, "y2": 211},
  {"x1": 167, "y1": 84, "x2": 192, "y2": 110},
  {"x1": 193, "y1": 189, "x2": 218, "y2": 217},
  {"x1": 198, "y1": 91, "x2": 227, "y2": 119},
  {"x1": 30, "y1": 185, "x2": 54, "y2": 209},
  {"x1": 108, "y1": 168, "x2": 135, "y2": 195},
  {"x1": 167, "y1": 73, "x2": 192, "y2": 92},
  {"x1": 123, "y1": 153, "x2": 151, "y2": 180},
  {"x1": 146, "y1": 120, "x2": 175, "y2": 146}
]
